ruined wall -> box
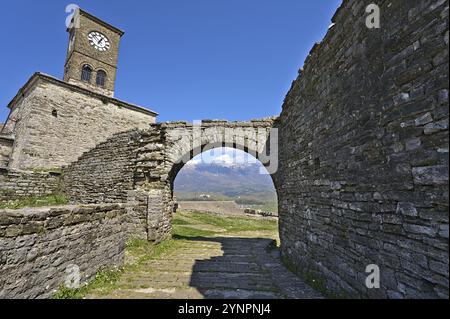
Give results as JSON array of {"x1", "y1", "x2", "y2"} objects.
[
  {"x1": 62, "y1": 129, "x2": 151, "y2": 239},
  {"x1": 63, "y1": 130, "x2": 141, "y2": 204},
  {"x1": 277, "y1": 0, "x2": 449, "y2": 298},
  {"x1": 0, "y1": 171, "x2": 62, "y2": 202},
  {"x1": 0, "y1": 204, "x2": 125, "y2": 298},
  {"x1": 4, "y1": 74, "x2": 156, "y2": 171}
]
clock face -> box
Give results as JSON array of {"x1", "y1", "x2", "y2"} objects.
[{"x1": 88, "y1": 31, "x2": 110, "y2": 52}]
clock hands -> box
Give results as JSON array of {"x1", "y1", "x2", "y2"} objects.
[
  {"x1": 96, "y1": 36, "x2": 105, "y2": 47},
  {"x1": 89, "y1": 32, "x2": 109, "y2": 50}
]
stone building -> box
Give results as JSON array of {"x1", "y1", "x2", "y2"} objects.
[{"x1": 0, "y1": 9, "x2": 157, "y2": 171}]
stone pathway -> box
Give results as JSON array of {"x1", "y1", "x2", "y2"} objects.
[{"x1": 88, "y1": 235, "x2": 322, "y2": 299}]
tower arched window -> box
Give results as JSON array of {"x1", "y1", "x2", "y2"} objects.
[
  {"x1": 81, "y1": 65, "x2": 92, "y2": 82},
  {"x1": 96, "y1": 70, "x2": 107, "y2": 88}
]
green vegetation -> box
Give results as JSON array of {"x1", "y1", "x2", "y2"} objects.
[
  {"x1": 0, "y1": 194, "x2": 68, "y2": 209},
  {"x1": 173, "y1": 210, "x2": 278, "y2": 237},
  {"x1": 175, "y1": 190, "x2": 278, "y2": 213},
  {"x1": 53, "y1": 268, "x2": 123, "y2": 299},
  {"x1": 54, "y1": 210, "x2": 279, "y2": 299},
  {"x1": 173, "y1": 225, "x2": 218, "y2": 238}
]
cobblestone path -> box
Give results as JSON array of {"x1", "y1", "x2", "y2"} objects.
[{"x1": 86, "y1": 212, "x2": 322, "y2": 299}]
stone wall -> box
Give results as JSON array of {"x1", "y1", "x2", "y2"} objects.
[
  {"x1": 277, "y1": 0, "x2": 449, "y2": 298},
  {"x1": 0, "y1": 170, "x2": 62, "y2": 202},
  {"x1": 0, "y1": 136, "x2": 13, "y2": 168},
  {"x1": 62, "y1": 119, "x2": 276, "y2": 242},
  {"x1": 0, "y1": 204, "x2": 125, "y2": 298},
  {"x1": 3, "y1": 73, "x2": 156, "y2": 171},
  {"x1": 62, "y1": 130, "x2": 141, "y2": 204}
]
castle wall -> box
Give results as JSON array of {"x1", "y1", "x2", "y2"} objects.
[
  {"x1": 0, "y1": 171, "x2": 61, "y2": 202},
  {"x1": 0, "y1": 204, "x2": 125, "y2": 298},
  {"x1": 5, "y1": 75, "x2": 156, "y2": 171},
  {"x1": 62, "y1": 130, "x2": 140, "y2": 204},
  {"x1": 277, "y1": 0, "x2": 449, "y2": 298}
]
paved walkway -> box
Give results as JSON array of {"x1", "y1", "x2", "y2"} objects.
[{"x1": 88, "y1": 236, "x2": 322, "y2": 299}]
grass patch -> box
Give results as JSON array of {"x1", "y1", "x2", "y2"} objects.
[
  {"x1": 0, "y1": 194, "x2": 68, "y2": 209},
  {"x1": 53, "y1": 268, "x2": 123, "y2": 299},
  {"x1": 175, "y1": 210, "x2": 278, "y2": 234},
  {"x1": 171, "y1": 218, "x2": 190, "y2": 225},
  {"x1": 172, "y1": 225, "x2": 218, "y2": 238}
]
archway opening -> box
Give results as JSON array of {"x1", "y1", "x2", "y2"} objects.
[
  {"x1": 174, "y1": 147, "x2": 277, "y2": 212},
  {"x1": 171, "y1": 146, "x2": 279, "y2": 241},
  {"x1": 156, "y1": 147, "x2": 293, "y2": 298}
]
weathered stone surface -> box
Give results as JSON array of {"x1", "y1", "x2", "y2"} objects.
[
  {"x1": 276, "y1": 0, "x2": 449, "y2": 299},
  {"x1": 0, "y1": 204, "x2": 125, "y2": 298},
  {"x1": 412, "y1": 166, "x2": 448, "y2": 185},
  {"x1": 0, "y1": 170, "x2": 61, "y2": 201}
]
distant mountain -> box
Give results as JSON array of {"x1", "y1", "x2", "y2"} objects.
[{"x1": 174, "y1": 162, "x2": 276, "y2": 198}]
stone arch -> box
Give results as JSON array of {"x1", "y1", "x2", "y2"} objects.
[
  {"x1": 167, "y1": 140, "x2": 276, "y2": 193},
  {"x1": 132, "y1": 119, "x2": 278, "y2": 242},
  {"x1": 62, "y1": 119, "x2": 278, "y2": 243}
]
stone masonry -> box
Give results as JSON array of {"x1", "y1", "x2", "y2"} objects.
[
  {"x1": 1, "y1": 73, "x2": 156, "y2": 171},
  {"x1": 277, "y1": 0, "x2": 449, "y2": 298},
  {"x1": 64, "y1": 9, "x2": 124, "y2": 97},
  {"x1": 0, "y1": 204, "x2": 126, "y2": 298},
  {"x1": 0, "y1": 170, "x2": 62, "y2": 202},
  {"x1": 62, "y1": 119, "x2": 276, "y2": 242},
  {"x1": 0, "y1": 0, "x2": 448, "y2": 299}
]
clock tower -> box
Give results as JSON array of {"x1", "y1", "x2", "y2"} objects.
[{"x1": 64, "y1": 9, "x2": 124, "y2": 97}]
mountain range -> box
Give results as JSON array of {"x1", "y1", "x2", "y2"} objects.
[{"x1": 174, "y1": 162, "x2": 276, "y2": 201}]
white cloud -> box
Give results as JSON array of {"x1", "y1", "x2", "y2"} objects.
[{"x1": 185, "y1": 147, "x2": 258, "y2": 166}]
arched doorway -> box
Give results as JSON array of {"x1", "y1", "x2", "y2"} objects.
[
  {"x1": 155, "y1": 147, "x2": 309, "y2": 298},
  {"x1": 131, "y1": 120, "x2": 279, "y2": 244},
  {"x1": 171, "y1": 147, "x2": 279, "y2": 239}
]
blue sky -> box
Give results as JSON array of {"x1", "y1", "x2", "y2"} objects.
[{"x1": 0, "y1": 0, "x2": 341, "y2": 123}]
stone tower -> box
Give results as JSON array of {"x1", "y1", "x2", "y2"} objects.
[{"x1": 64, "y1": 9, "x2": 124, "y2": 97}]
